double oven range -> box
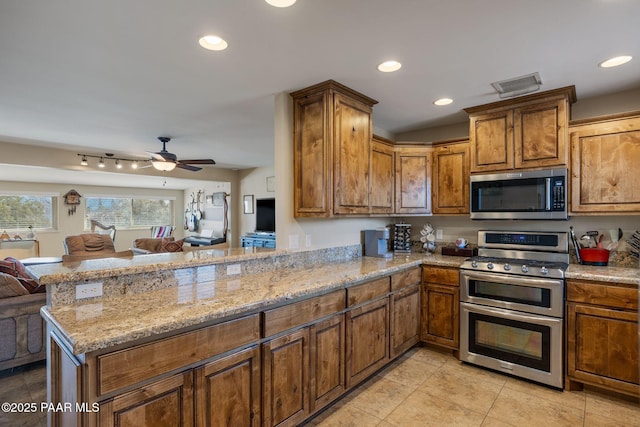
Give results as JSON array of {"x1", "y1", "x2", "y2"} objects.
[{"x1": 459, "y1": 231, "x2": 569, "y2": 389}]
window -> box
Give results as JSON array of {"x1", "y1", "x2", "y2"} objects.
[
  {"x1": 0, "y1": 194, "x2": 56, "y2": 231},
  {"x1": 85, "y1": 196, "x2": 174, "y2": 230}
]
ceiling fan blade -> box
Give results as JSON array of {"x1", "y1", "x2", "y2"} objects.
[
  {"x1": 178, "y1": 159, "x2": 216, "y2": 165},
  {"x1": 176, "y1": 163, "x2": 202, "y2": 172}
]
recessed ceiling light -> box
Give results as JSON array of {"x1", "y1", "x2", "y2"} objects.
[
  {"x1": 265, "y1": 0, "x2": 296, "y2": 6},
  {"x1": 434, "y1": 98, "x2": 453, "y2": 106},
  {"x1": 377, "y1": 60, "x2": 402, "y2": 73},
  {"x1": 599, "y1": 55, "x2": 632, "y2": 68},
  {"x1": 198, "y1": 35, "x2": 228, "y2": 51}
]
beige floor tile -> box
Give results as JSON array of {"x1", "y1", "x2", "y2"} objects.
[
  {"x1": 306, "y1": 401, "x2": 382, "y2": 427},
  {"x1": 348, "y1": 376, "x2": 416, "y2": 419},
  {"x1": 440, "y1": 358, "x2": 508, "y2": 387},
  {"x1": 503, "y1": 377, "x2": 586, "y2": 411},
  {"x1": 584, "y1": 412, "x2": 639, "y2": 427},
  {"x1": 384, "y1": 390, "x2": 485, "y2": 427},
  {"x1": 481, "y1": 417, "x2": 516, "y2": 427},
  {"x1": 376, "y1": 356, "x2": 438, "y2": 388},
  {"x1": 402, "y1": 345, "x2": 452, "y2": 368},
  {"x1": 418, "y1": 366, "x2": 503, "y2": 414},
  {"x1": 585, "y1": 389, "x2": 640, "y2": 426},
  {"x1": 487, "y1": 387, "x2": 584, "y2": 427}
]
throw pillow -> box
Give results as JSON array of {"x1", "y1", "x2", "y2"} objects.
[
  {"x1": 0, "y1": 272, "x2": 30, "y2": 298},
  {"x1": 160, "y1": 238, "x2": 184, "y2": 253},
  {"x1": 0, "y1": 257, "x2": 44, "y2": 293}
]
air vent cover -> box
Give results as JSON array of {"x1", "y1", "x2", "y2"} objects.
[{"x1": 491, "y1": 72, "x2": 542, "y2": 98}]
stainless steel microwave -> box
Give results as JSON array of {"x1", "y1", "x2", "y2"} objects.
[{"x1": 470, "y1": 168, "x2": 567, "y2": 220}]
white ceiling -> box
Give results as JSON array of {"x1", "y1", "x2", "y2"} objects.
[{"x1": 0, "y1": 0, "x2": 639, "y2": 178}]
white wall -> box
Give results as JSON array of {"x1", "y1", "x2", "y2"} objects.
[
  {"x1": 0, "y1": 181, "x2": 184, "y2": 257},
  {"x1": 238, "y1": 167, "x2": 275, "y2": 237}
]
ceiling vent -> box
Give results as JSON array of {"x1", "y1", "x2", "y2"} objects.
[{"x1": 491, "y1": 72, "x2": 542, "y2": 98}]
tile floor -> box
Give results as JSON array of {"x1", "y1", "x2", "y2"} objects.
[{"x1": 1, "y1": 346, "x2": 638, "y2": 427}]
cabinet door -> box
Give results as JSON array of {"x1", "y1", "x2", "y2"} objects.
[
  {"x1": 309, "y1": 314, "x2": 345, "y2": 412},
  {"x1": 394, "y1": 146, "x2": 432, "y2": 214},
  {"x1": 262, "y1": 329, "x2": 309, "y2": 427},
  {"x1": 390, "y1": 284, "x2": 420, "y2": 358},
  {"x1": 469, "y1": 109, "x2": 513, "y2": 172},
  {"x1": 345, "y1": 297, "x2": 390, "y2": 388},
  {"x1": 293, "y1": 91, "x2": 331, "y2": 217},
  {"x1": 99, "y1": 371, "x2": 194, "y2": 427},
  {"x1": 566, "y1": 302, "x2": 639, "y2": 396},
  {"x1": 514, "y1": 98, "x2": 568, "y2": 169},
  {"x1": 421, "y1": 283, "x2": 459, "y2": 350},
  {"x1": 432, "y1": 141, "x2": 470, "y2": 214},
  {"x1": 370, "y1": 137, "x2": 395, "y2": 215},
  {"x1": 570, "y1": 115, "x2": 640, "y2": 213},
  {"x1": 195, "y1": 346, "x2": 261, "y2": 427},
  {"x1": 333, "y1": 92, "x2": 372, "y2": 215}
]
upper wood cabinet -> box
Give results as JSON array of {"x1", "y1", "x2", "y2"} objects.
[
  {"x1": 292, "y1": 80, "x2": 377, "y2": 217},
  {"x1": 394, "y1": 145, "x2": 432, "y2": 215},
  {"x1": 431, "y1": 139, "x2": 470, "y2": 214},
  {"x1": 464, "y1": 86, "x2": 576, "y2": 173},
  {"x1": 370, "y1": 136, "x2": 395, "y2": 215},
  {"x1": 569, "y1": 112, "x2": 640, "y2": 214}
]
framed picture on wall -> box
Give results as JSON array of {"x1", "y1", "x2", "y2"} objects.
[{"x1": 243, "y1": 195, "x2": 254, "y2": 214}]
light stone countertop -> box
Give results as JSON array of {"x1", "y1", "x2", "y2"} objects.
[{"x1": 39, "y1": 250, "x2": 637, "y2": 356}]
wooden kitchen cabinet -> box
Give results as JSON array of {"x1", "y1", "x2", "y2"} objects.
[
  {"x1": 370, "y1": 135, "x2": 395, "y2": 215},
  {"x1": 421, "y1": 266, "x2": 460, "y2": 350},
  {"x1": 309, "y1": 314, "x2": 345, "y2": 412},
  {"x1": 390, "y1": 267, "x2": 421, "y2": 358},
  {"x1": 99, "y1": 371, "x2": 194, "y2": 427},
  {"x1": 195, "y1": 346, "x2": 261, "y2": 427},
  {"x1": 345, "y1": 277, "x2": 390, "y2": 387},
  {"x1": 431, "y1": 139, "x2": 470, "y2": 214},
  {"x1": 394, "y1": 145, "x2": 432, "y2": 215},
  {"x1": 569, "y1": 112, "x2": 640, "y2": 214},
  {"x1": 291, "y1": 80, "x2": 377, "y2": 217},
  {"x1": 566, "y1": 279, "x2": 639, "y2": 397},
  {"x1": 465, "y1": 86, "x2": 576, "y2": 173},
  {"x1": 262, "y1": 328, "x2": 310, "y2": 427}
]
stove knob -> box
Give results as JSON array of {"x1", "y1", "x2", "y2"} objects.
[
  {"x1": 487, "y1": 262, "x2": 494, "y2": 270},
  {"x1": 521, "y1": 265, "x2": 529, "y2": 273},
  {"x1": 471, "y1": 260, "x2": 478, "y2": 268},
  {"x1": 540, "y1": 266, "x2": 549, "y2": 276},
  {"x1": 503, "y1": 263, "x2": 511, "y2": 271}
]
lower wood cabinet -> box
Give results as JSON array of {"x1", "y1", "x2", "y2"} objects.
[
  {"x1": 309, "y1": 314, "x2": 345, "y2": 412},
  {"x1": 262, "y1": 328, "x2": 310, "y2": 427},
  {"x1": 195, "y1": 346, "x2": 261, "y2": 427},
  {"x1": 345, "y1": 297, "x2": 390, "y2": 388},
  {"x1": 566, "y1": 279, "x2": 639, "y2": 397},
  {"x1": 421, "y1": 266, "x2": 460, "y2": 350},
  {"x1": 99, "y1": 371, "x2": 194, "y2": 427}
]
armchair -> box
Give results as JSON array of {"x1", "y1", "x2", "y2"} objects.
[{"x1": 62, "y1": 233, "x2": 132, "y2": 262}]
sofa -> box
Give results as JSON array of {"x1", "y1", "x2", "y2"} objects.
[
  {"x1": 0, "y1": 257, "x2": 46, "y2": 371},
  {"x1": 132, "y1": 237, "x2": 228, "y2": 254}
]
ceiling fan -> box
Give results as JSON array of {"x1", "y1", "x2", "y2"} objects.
[{"x1": 147, "y1": 137, "x2": 216, "y2": 172}]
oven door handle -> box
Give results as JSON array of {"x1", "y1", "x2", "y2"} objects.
[
  {"x1": 460, "y1": 302, "x2": 562, "y2": 325},
  {"x1": 460, "y1": 270, "x2": 563, "y2": 288}
]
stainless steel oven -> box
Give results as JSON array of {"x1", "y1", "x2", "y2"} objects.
[{"x1": 459, "y1": 231, "x2": 568, "y2": 389}]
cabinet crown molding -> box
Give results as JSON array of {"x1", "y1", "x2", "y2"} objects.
[
  {"x1": 463, "y1": 85, "x2": 576, "y2": 115},
  {"x1": 290, "y1": 79, "x2": 378, "y2": 106}
]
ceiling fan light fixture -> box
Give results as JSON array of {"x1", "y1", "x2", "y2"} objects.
[
  {"x1": 199, "y1": 35, "x2": 228, "y2": 51},
  {"x1": 151, "y1": 160, "x2": 177, "y2": 172},
  {"x1": 265, "y1": 0, "x2": 296, "y2": 7}
]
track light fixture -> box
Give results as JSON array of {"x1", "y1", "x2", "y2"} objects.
[{"x1": 77, "y1": 153, "x2": 148, "y2": 170}]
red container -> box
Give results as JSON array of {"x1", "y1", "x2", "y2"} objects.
[{"x1": 579, "y1": 248, "x2": 610, "y2": 266}]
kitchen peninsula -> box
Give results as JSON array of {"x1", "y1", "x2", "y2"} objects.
[{"x1": 32, "y1": 246, "x2": 638, "y2": 426}]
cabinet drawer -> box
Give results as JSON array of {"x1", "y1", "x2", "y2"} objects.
[
  {"x1": 347, "y1": 277, "x2": 390, "y2": 307},
  {"x1": 422, "y1": 266, "x2": 459, "y2": 286},
  {"x1": 263, "y1": 290, "x2": 345, "y2": 337},
  {"x1": 97, "y1": 314, "x2": 260, "y2": 396},
  {"x1": 566, "y1": 280, "x2": 638, "y2": 310},
  {"x1": 391, "y1": 267, "x2": 421, "y2": 291}
]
